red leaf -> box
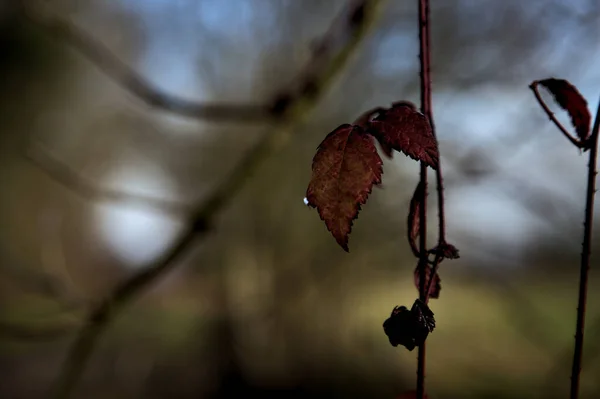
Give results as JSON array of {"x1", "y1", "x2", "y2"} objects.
[
  {"x1": 428, "y1": 241, "x2": 460, "y2": 260},
  {"x1": 378, "y1": 140, "x2": 394, "y2": 159},
  {"x1": 306, "y1": 124, "x2": 383, "y2": 251},
  {"x1": 539, "y1": 78, "x2": 591, "y2": 140},
  {"x1": 355, "y1": 108, "x2": 394, "y2": 160},
  {"x1": 369, "y1": 102, "x2": 439, "y2": 169},
  {"x1": 414, "y1": 264, "x2": 441, "y2": 299},
  {"x1": 407, "y1": 181, "x2": 426, "y2": 257}
]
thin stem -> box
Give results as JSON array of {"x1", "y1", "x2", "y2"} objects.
[
  {"x1": 49, "y1": 2, "x2": 385, "y2": 398},
  {"x1": 421, "y1": 0, "x2": 447, "y2": 304},
  {"x1": 529, "y1": 81, "x2": 583, "y2": 149},
  {"x1": 416, "y1": 0, "x2": 430, "y2": 398},
  {"x1": 417, "y1": 166, "x2": 428, "y2": 399},
  {"x1": 570, "y1": 95, "x2": 600, "y2": 399}
]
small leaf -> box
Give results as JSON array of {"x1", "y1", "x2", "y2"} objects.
[
  {"x1": 369, "y1": 102, "x2": 439, "y2": 169},
  {"x1": 383, "y1": 299, "x2": 435, "y2": 351},
  {"x1": 306, "y1": 124, "x2": 383, "y2": 251},
  {"x1": 428, "y1": 241, "x2": 460, "y2": 260},
  {"x1": 407, "y1": 182, "x2": 426, "y2": 257},
  {"x1": 539, "y1": 78, "x2": 591, "y2": 140},
  {"x1": 414, "y1": 265, "x2": 441, "y2": 299}
]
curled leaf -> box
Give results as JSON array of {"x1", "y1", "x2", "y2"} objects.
[
  {"x1": 539, "y1": 78, "x2": 591, "y2": 140},
  {"x1": 407, "y1": 182, "x2": 426, "y2": 257},
  {"x1": 414, "y1": 264, "x2": 441, "y2": 299},
  {"x1": 306, "y1": 124, "x2": 383, "y2": 251},
  {"x1": 372, "y1": 135, "x2": 394, "y2": 159},
  {"x1": 428, "y1": 241, "x2": 460, "y2": 260},
  {"x1": 383, "y1": 299, "x2": 435, "y2": 351},
  {"x1": 354, "y1": 107, "x2": 394, "y2": 160},
  {"x1": 369, "y1": 102, "x2": 439, "y2": 169}
]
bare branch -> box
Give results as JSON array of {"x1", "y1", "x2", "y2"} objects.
[
  {"x1": 529, "y1": 80, "x2": 583, "y2": 148},
  {"x1": 25, "y1": 142, "x2": 192, "y2": 217},
  {"x1": 49, "y1": 2, "x2": 386, "y2": 398}
]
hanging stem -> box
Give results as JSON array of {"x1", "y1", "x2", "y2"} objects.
[
  {"x1": 416, "y1": 0, "x2": 431, "y2": 398},
  {"x1": 570, "y1": 96, "x2": 600, "y2": 399}
]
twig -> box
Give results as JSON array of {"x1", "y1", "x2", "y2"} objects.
[
  {"x1": 49, "y1": 2, "x2": 385, "y2": 398},
  {"x1": 570, "y1": 95, "x2": 600, "y2": 399},
  {"x1": 529, "y1": 81, "x2": 583, "y2": 149},
  {"x1": 416, "y1": 1, "x2": 431, "y2": 398},
  {"x1": 25, "y1": 143, "x2": 192, "y2": 217}
]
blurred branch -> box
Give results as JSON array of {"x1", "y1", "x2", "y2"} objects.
[
  {"x1": 25, "y1": 142, "x2": 192, "y2": 217},
  {"x1": 19, "y1": 2, "x2": 269, "y2": 123},
  {"x1": 0, "y1": 320, "x2": 76, "y2": 341},
  {"x1": 1, "y1": 264, "x2": 82, "y2": 314},
  {"x1": 20, "y1": 0, "x2": 382, "y2": 216},
  {"x1": 49, "y1": 1, "x2": 386, "y2": 398}
]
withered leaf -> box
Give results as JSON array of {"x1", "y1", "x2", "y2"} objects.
[
  {"x1": 355, "y1": 108, "x2": 394, "y2": 160},
  {"x1": 306, "y1": 124, "x2": 383, "y2": 251},
  {"x1": 414, "y1": 264, "x2": 441, "y2": 299},
  {"x1": 539, "y1": 78, "x2": 591, "y2": 140},
  {"x1": 383, "y1": 299, "x2": 435, "y2": 351},
  {"x1": 368, "y1": 133, "x2": 394, "y2": 159},
  {"x1": 377, "y1": 139, "x2": 394, "y2": 159},
  {"x1": 428, "y1": 241, "x2": 460, "y2": 260},
  {"x1": 407, "y1": 182, "x2": 426, "y2": 258},
  {"x1": 369, "y1": 102, "x2": 439, "y2": 169}
]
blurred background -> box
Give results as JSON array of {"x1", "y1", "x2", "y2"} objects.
[{"x1": 1, "y1": 0, "x2": 600, "y2": 398}]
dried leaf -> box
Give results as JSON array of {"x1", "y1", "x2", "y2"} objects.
[
  {"x1": 378, "y1": 140, "x2": 394, "y2": 159},
  {"x1": 539, "y1": 78, "x2": 591, "y2": 140},
  {"x1": 414, "y1": 265, "x2": 441, "y2": 299},
  {"x1": 383, "y1": 305, "x2": 416, "y2": 350},
  {"x1": 383, "y1": 299, "x2": 435, "y2": 351},
  {"x1": 369, "y1": 102, "x2": 439, "y2": 169},
  {"x1": 306, "y1": 124, "x2": 383, "y2": 251},
  {"x1": 369, "y1": 134, "x2": 394, "y2": 159},
  {"x1": 355, "y1": 108, "x2": 394, "y2": 160},
  {"x1": 428, "y1": 241, "x2": 460, "y2": 260},
  {"x1": 407, "y1": 182, "x2": 426, "y2": 257}
]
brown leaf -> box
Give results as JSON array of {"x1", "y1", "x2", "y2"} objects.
[
  {"x1": 539, "y1": 78, "x2": 591, "y2": 140},
  {"x1": 368, "y1": 134, "x2": 394, "y2": 159},
  {"x1": 369, "y1": 102, "x2": 439, "y2": 169},
  {"x1": 378, "y1": 140, "x2": 394, "y2": 159},
  {"x1": 306, "y1": 124, "x2": 383, "y2": 251},
  {"x1": 428, "y1": 241, "x2": 460, "y2": 260},
  {"x1": 383, "y1": 299, "x2": 435, "y2": 351},
  {"x1": 407, "y1": 182, "x2": 426, "y2": 257},
  {"x1": 414, "y1": 264, "x2": 441, "y2": 299},
  {"x1": 355, "y1": 108, "x2": 394, "y2": 160}
]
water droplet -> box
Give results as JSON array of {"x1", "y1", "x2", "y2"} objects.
[{"x1": 303, "y1": 197, "x2": 309, "y2": 206}]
